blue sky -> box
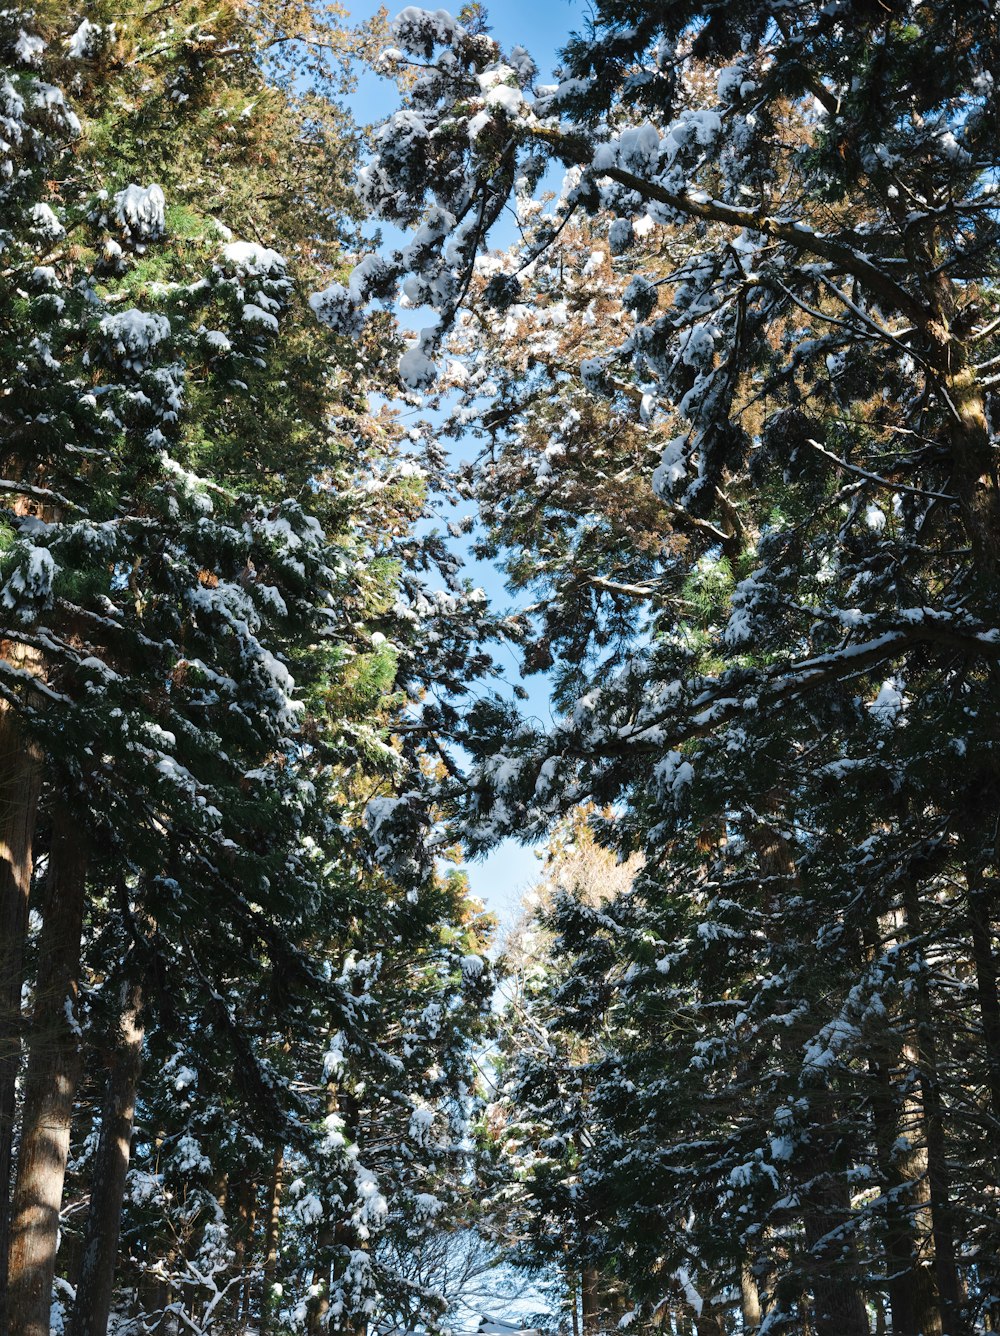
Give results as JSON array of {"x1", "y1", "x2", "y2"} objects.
[{"x1": 343, "y1": 1, "x2": 584, "y2": 924}]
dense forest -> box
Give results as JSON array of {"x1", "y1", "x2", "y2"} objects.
[{"x1": 1, "y1": 0, "x2": 999, "y2": 1333}]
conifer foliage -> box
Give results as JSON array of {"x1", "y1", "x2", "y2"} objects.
[
  {"x1": 0, "y1": 3, "x2": 492, "y2": 1334},
  {"x1": 356, "y1": 2, "x2": 1000, "y2": 1332},
  {"x1": 6, "y1": 0, "x2": 1000, "y2": 1333}
]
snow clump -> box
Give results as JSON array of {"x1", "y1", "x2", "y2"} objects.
[
  {"x1": 98, "y1": 310, "x2": 171, "y2": 368},
  {"x1": 391, "y1": 7, "x2": 461, "y2": 58},
  {"x1": 114, "y1": 182, "x2": 166, "y2": 243}
]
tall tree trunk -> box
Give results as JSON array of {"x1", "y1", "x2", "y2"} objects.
[
  {"x1": 568, "y1": 1267, "x2": 580, "y2": 1336},
  {"x1": 751, "y1": 809, "x2": 868, "y2": 1336},
  {"x1": 801, "y1": 1166, "x2": 870, "y2": 1336},
  {"x1": 965, "y1": 870, "x2": 1000, "y2": 1335},
  {"x1": 68, "y1": 975, "x2": 145, "y2": 1336},
  {"x1": 308, "y1": 1079, "x2": 361, "y2": 1336},
  {"x1": 0, "y1": 683, "x2": 43, "y2": 1330},
  {"x1": 965, "y1": 872, "x2": 1000, "y2": 1135},
  {"x1": 7, "y1": 803, "x2": 88, "y2": 1336},
  {"x1": 872, "y1": 1288, "x2": 886, "y2": 1336},
  {"x1": 232, "y1": 1173, "x2": 256, "y2": 1328},
  {"x1": 903, "y1": 884, "x2": 968, "y2": 1336},
  {"x1": 870, "y1": 1051, "x2": 930, "y2": 1336},
  {"x1": 260, "y1": 1146, "x2": 283, "y2": 1336}
]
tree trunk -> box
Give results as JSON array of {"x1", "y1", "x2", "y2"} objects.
[
  {"x1": 582, "y1": 1266, "x2": 600, "y2": 1335},
  {"x1": 7, "y1": 803, "x2": 88, "y2": 1336},
  {"x1": 801, "y1": 1166, "x2": 870, "y2": 1336},
  {"x1": 872, "y1": 1288, "x2": 886, "y2": 1336},
  {"x1": 68, "y1": 975, "x2": 145, "y2": 1336},
  {"x1": 568, "y1": 1267, "x2": 580, "y2": 1336},
  {"x1": 966, "y1": 872, "x2": 1000, "y2": 1334},
  {"x1": 740, "y1": 1263, "x2": 762, "y2": 1333},
  {"x1": 965, "y1": 874, "x2": 1000, "y2": 1135},
  {"x1": 904, "y1": 885, "x2": 968, "y2": 1336},
  {"x1": 0, "y1": 688, "x2": 42, "y2": 1329},
  {"x1": 694, "y1": 1299, "x2": 725, "y2": 1336},
  {"x1": 232, "y1": 1172, "x2": 256, "y2": 1328},
  {"x1": 751, "y1": 809, "x2": 868, "y2": 1336},
  {"x1": 260, "y1": 1146, "x2": 283, "y2": 1336},
  {"x1": 870, "y1": 1052, "x2": 928, "y2": 1336}
]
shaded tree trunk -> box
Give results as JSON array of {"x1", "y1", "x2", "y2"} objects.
[
  {"x1": 965, "y1": 873, "x2": 1000, "y2": 1134},
  {"x1": 965, "y1": 871, "x2": 1000, "y2": 1330},
  {"x1": 68, "y1": 975, "x2": 145, "y2": 1336},
  {"x1": 0, "y1": 689, "x2": 42, "y2": 1330},
  {"x1": 232, "y1": 1173, "x2": 256, "y2": 1327},
  {"x1": 752, "y1": 809, "x2": 868, "y2": 1336},
  {"x1": 870, "y1": 1051, "x2": 930, "y2": 1336},
  {"x1": 872, "y1": 1289, "x2": 886, "y2": 1336},
  {"x1": 260, "y1": 1146, "x2": 283, "y2": 1336},
  {"x1": 904, "y1": 884, "x2": 968, "y2": 1336},
  {"x1": 582, "y1": 1266, "x2": 600, "y2": 1335},
  {"x1": 740, "y1": 1263, "x2": 762, "y2": 1333},
  {"x1": 801, "y1": 1167, "x2": 870, "y2": 1336},
  {"x1": 7, "y1": 802, "x2": 88, "y2": 1336},
  {"x1": 694, "y1": 1298, "x2": 725, "y2": 1336}
]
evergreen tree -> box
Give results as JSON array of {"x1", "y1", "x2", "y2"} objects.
[
  {"x1": 357, "y1": 2, "x2": 1000, "y2": 1330},
  {"x1": 0, "y1": 2, "x2": 498, "y2": 1332}
]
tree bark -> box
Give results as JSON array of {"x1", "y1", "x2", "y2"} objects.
[
  {"x1": 6, "y1": 802, "x2": 88, "y2": 1336},
  {"x1": 903, "y1": 884, "x2": 968, "y2": 1336},
  {"x1": 260, "y1": 1145, "x2": 283, "y2": 1336},
  {"x1": 0, "y1": 682, "x2": 43, "y2": 1329},
  {"x1": 965, "y1": 873, "x2": 1000, "y2": 1136},
  {"x1": 870, "y1": 1051, "x2": 929, "y2": 1336},
  {"x1": 751, "y1": 809, "x2": 868, "y2": 1336},
  {"x1": 581, "y1": 1266, "x2": 600, "y2": 1335},
  {"x1": 693, "y1": 1299, "x2": 725, "y2": 1336},
  {"x1": 800, "y1": 1167, "x2": 870, "y2": 1336},
  {"x1": 568, "y1": 1267, "x2": 580, "y2": 1336},
  {"x1": 68, "y1": 975, "x2": 145, "y2": 1336},
  {"x1": 229, "y1": 1171, "x2": 256, "y2": 1327},
  {"x1": 740, "y1": 1263, "x2": 762, "y2": 1333},
  {"x1": 965, "y1": 870, "x2": 1000, "y2": 1330}
]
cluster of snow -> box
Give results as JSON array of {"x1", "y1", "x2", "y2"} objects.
[
  {"x1": 1, "y1": 545, "x2": 59, "y2": 614},
  {"x1": 29, "y1": 202, "x2": 64, "y2": 240},
  {"x1": 651, "y1": 435, "x2": 689, "y2": 498},
  {"x1": 174, "y1": 1134, "x2": 211, "y2": 1175},
  {"x1": 66, "y1": 19, "x2": 112, "y2": 58},
  {"x1": 98, "y1": 309, "x2": 171, "y2": 369},
  {"x1": 399, "y1": 327, "x2": 439, "y2": 391},
  {"x1": 408, "y1": 1103, "x2": 435, "y2": 1146},
  {"x1": 390, "y1": 7, "x2": 462, "y2": 58},
  {"x1": 717, "y1": 62, "x2": 757, "y2": 102},
  {"x1": 309, "y1": 281, "x2": 364, "y2": 337},
  {"x1": 14, "y1": 30, "x2": 45, "y2": 66},
  {"x1": 221, "y1": 240, "x2": 286, "y2": 275},
  {"x1": 114, "y1": 182, "x2": 166, "y2": 242},
  {"x1": 242, "y1": 301, "x2": 279, "y2": 332}
]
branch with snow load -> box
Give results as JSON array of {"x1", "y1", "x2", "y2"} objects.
[{"x1": 452, "y1": 612, "x2": 1000, "y2": 848}]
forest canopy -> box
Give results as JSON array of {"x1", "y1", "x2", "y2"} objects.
[{"x1": 1, "y1": 2, "x2": 999, "y2": 1335}]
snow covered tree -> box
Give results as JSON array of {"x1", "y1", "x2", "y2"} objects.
[
  {"x1": 354, "y1": 2, "x2": 1000, "y2": 1331},
  {"x1": 0, "y1": 3, "x2": 499, "y2": 1334}
]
